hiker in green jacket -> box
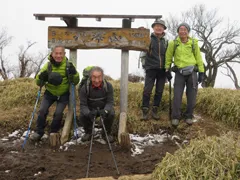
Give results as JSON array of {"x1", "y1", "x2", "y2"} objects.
[
  {"x1": 30, "y1": 45, "x2": 80, "y2": 141},
  {"x1": 165, "y1": 22, "x2": 204, "y2": 127}
]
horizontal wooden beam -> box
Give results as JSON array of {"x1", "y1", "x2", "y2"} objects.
[
  {"x1": 48, "y1": 26, "x2": 150, "y2": 51},
  {"x1": 34, "y1": 13, "x2": 162, "y2": 20}
]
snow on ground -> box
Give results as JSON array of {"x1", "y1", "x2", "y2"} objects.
[{"x1": 1, "y1": 117, "x2": 201, "y2": 156}]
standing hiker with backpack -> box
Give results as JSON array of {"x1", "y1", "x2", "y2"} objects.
[
  {"x1": 140, "y1": 19, "x2": 172, "y2": 121},
  {"x1": 30, "y1": 46, "x2": 80, "y2": 141},
  {"x1": 165, "y1": 23, "x2": 204, "y2": 127},
  {"x1": 79, "y1": 66, "x2": 115, "y2": 142}
]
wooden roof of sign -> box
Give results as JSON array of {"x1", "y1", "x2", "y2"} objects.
[{"x1": 33, "y1": 14, "x2": 162, "y2": 21}]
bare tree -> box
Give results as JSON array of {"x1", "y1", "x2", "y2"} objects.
[
  {"x1": 221, "y1": 62, "x2": 240, "y2": 90},
  {"x1": 166, "y1": 4, "x2": 240, "y2": 87},
  {"x1": 0, "y1": 28, "x2": 13, "y2": 80},
  {"x1": 13, "y1": 41, "x2": 48, "y2": 78}
]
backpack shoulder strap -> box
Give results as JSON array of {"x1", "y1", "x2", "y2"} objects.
[
  {"x1": 47, "y1": 62, "x2": 52, "y2": 74},
  {"x1": 147, "y1": 38, "x2": 153, "y2": 56},
  {"x1": 192, "y1": 38, "x2": 195, "y2": 56},
  {"x1": 86, "y1": 78, "x2": 91, "y2": 96},
  {"x1": 191, "y1": 37, "x2": 197, "y2": 60},
  {"x1": 173, "y1": 37, "x2": 178, "y2": 57},
  {"x1": 65, "y1": 59, "x2": 70, "y2": 78},
  {"x1": 103, "y1": 79, "x2": 108, "y2": 93}
]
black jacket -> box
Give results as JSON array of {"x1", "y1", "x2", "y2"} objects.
[
  {"x1": 145, "y1": 33, "x2": 168, "y2": 70},
  {"x1": 79, "y1": 80, "x2": 114, "y2": 116}
]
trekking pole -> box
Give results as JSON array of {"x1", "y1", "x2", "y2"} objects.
[
  {"x1": 22, "y1": 84, "x2": 43, "y2": 150},
  {"x1": 86, "y1": 116, "x2": 96, "y2": 178},
  {"x1": 169, "y1": 79, "x2": 172, "y2": 122},
  {"x1": 71, "y1": 83, "x2": 78, "y2": 140},
  {"x1": 100, "y1": 116, "x2": 120, "y2": 175}
]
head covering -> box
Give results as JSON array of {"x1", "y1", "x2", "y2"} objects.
[
  {"x1": 151, "y1": 19, "x2": 167, "y2": 29},
  {"x1": 177, "y1": 22, "x2": 190, "y2": 32}
]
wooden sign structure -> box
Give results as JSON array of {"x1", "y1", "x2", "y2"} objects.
[
  {"x1": 48, "y1": 27, "x2": 150, "y2": 51},
  {"x1": 34, "y1": 14, "x2": 162, "y2": 146}
]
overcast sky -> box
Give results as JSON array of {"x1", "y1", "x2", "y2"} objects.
[{"x1": 1, "y1": 0, "x2": 239, "y2": 88}]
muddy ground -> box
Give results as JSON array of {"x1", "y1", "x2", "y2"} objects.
[
  {"x1": 0, "y1": 138, "x2": 177, "y2": 180},
  {"x1": 0, "y1": 114, "x2": 229, "y2": 180}
]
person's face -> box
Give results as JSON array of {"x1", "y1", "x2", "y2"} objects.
[
  {"x1": 178, "y1": 26, "x2": 189, "y2": 39},
  {"x1": 52, "y1": 47, "x2": 65, "y2": 62},
  {"x1": 91, "y1": 71, "x2": 103, "y2": 87},
  {"x1": 153, "y1": 24, "x2": 165, "y2": 36}
]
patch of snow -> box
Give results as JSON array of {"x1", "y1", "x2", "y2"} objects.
[
  {"x1": 41, "y1": 134, "x2": 48, "y2": 140},
  {"x1": 171, "y1": 135, "x2": 180, "y2": 141},
  {"x1": 5, "y1": 170, "x2": 10, "y2": 173},
  {"x1": 1, "y1": 138, "x2": 9, "y2": 141},
  {"x1": 131, "y1": 144, "x2": 144, "y2": 157},
  {"x1": 22, "y1": 131, "x2": 28, "y2": 137},
  {"x1": 10, "y1": 151, "x2": 18, "y2": 154},
  {"x1": 8, "y1": 130, "x2": 20, "y2": 138},
  {"x1": 130, "y1": 133, "x2": 169, "y2": 156},
  {"x1": 34, "y1": 171, "x2": 42, "y2": 177},
  {"x1": 193, "y1": 119, "x2": 198, "y2": 123}
]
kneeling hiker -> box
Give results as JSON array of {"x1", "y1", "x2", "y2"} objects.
[
  {"x1": 79, "y1": 66, "x2": 115, "y2": 142},
  {"x1": 165, "y1": 23, "x2": 204, "y2": 127},
  {"x1": 30, "y1": 46, "x2": 80, "y2": 141}
]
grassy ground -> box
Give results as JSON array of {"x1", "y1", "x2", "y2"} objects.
[
  {"x1": 0, "y1": 78, "x2": 240, "y2": 134},
  {"x1": 1, "y1": 78, "x2": 240, "y2": 179}
]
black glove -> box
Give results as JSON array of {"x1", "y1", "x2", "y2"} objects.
[
  {"x1": 166, "y1": 71, "x2": 173, "y2": 81},
  {"x1": 68, "y1": 74, "x2": 74, "y2": 83},
  {"x1": 68, "y1": 63, "x2": 77, "y2": 75},
  {"x1": 198, "y1": 72, "x2": 204, "y2": 84},
  {"x1": 39, "y1": 71, "x2": 48, "y2": 82},
  {"x1": 88, "y1": 110, "x2": 98, "y2": 121},
  {"x1": 99, "y1": 109, "x2": 108, "y2": 119}
]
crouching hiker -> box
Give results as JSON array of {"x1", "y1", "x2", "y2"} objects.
[
  {"x1": 165, "y1": 23, "x2": 204, "y2": 127},
  {"x1": 30, "y1": 46, "x2": 80, "y2": 141},
  {"x1": 79, "y1": 66, "x2": 115, "y2": 143}
]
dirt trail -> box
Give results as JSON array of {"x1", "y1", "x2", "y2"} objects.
[{"x1": 0, "y1": 139, "x2": 177, "y2": 180}]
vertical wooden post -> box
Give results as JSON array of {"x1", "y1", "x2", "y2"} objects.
[
  {"x1": 61, "y1": 18, "x2": 78, "y2": 145},
  {"x1": 118, "y1": 19, "x2": 131, "y2": 144}
]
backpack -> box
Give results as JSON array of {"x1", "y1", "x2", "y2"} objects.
[
  {"x1": 79, "y1": 66, "x2": 108, "y2": 96},
  {"x1": 139, "y1": 37, "x2": 168, "y2": 69}
]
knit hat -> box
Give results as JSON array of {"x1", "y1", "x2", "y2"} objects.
[{"x1": 177, "y1": 22, "x2": 190, "y2": 32}]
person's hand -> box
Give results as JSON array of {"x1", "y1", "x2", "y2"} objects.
[
  {"x1": 69, "y1": 63, "x2": 77, "y2": 75},
  {"x1": 166, "y1": 71, "x2": 172, "y2": 81},
  {"x1": 88, "y1": 110, "x2": 98, "y2": 121},
  {"x1": 39, "y1": 71, "x2": 48, "y2": 82},
  {"x1": 99, "y1": 109, "x2": 108, "y2": 119},
  {"x1": 198, "y1": 72, "x2": 204, "y2": 84}
]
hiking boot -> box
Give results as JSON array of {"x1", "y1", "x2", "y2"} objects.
[
  {"x1": 152, "y1": 106, "x2": 160, "y2": 120},
  {"x1": 29, "y1": 132, "x2": 42, "y2": 141},
  {"x1": 81, "y1": 133, "x2": 91, "y2": 142},
  {"x1": 185, "y1": 118, "x2": 193, "y2": 125},
  {"x1": 140, "y1": 107, "x2": 149, "y2": 120},
  {"x1": 171, "y1": 119, "x2": 180, "y2": 127}
]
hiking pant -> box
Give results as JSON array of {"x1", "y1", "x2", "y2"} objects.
[
  {"x1": 142, "y1": 69, "x2": 166, "y2": 108},
  {"x1": 36, "y1": 91, "x2": 69, "y2": 136},
  {"x1": 172, "y1": 71, "x2": 198, "y2": 120},
  {"x1": 80, "y1": 109, "x2": 115, "y2": 134}
]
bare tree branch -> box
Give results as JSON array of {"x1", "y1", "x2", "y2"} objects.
[
  {"x1": 0, "y1": 28, "x2": 13, "y2": 80},
  {"x1": 221, "y1": 63, "x2": 240, "y2": 89}
]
